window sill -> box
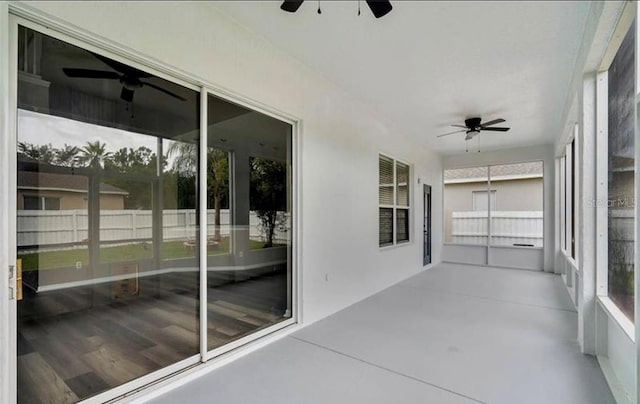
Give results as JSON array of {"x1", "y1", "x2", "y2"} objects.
[
  {"x1": 379, "y1": 240, "x2": 412, "y2": 251},
  {"x1": 597, "y1": 296, "x2": 635, "y2": 342}
]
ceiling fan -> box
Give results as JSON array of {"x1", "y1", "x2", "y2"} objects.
[
  {"x1": 281, "y1": 0, "x2": 393, "y2": 18},
  {"x1": 438, "y1": 117, "x2": 510, "y2": 141},
  {"x1": 63, "y1": 52, "x2": 186, "y2": 103}
]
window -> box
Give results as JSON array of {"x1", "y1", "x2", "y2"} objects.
[
  {"x1": 560, "y1": 138, "x2": 577, "y2": 260},
  {"x1": 23, "y1": 195, "x2": 40, "y2": 210},
  {"x1": 444, "y1": 162, "x2": 543, "y2": 247},
  {"x1": 23, "y1": 195, "x2": 60, "y2": 210},
  {"x1": 379, "y1": 154, "x2": 410, "y2": 246},
  {"x1": 559, "y1": 138, "x2": 577, "y2": 259},
  {"x1": 606, "y1": 20, "x2": 635, "y2": 321}
]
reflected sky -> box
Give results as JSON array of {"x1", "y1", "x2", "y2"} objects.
[{"x1": 18, "y1": 109, "x2": 190, "y2": 166}]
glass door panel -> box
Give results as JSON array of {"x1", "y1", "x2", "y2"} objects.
[
  {"x1": 206, "y1": 94, "x2": 292, "y2": 351},
  {"x1": 16, "y1": 26, "x2": 199, "y2": 403}
]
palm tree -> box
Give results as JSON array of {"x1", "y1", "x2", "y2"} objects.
[
  {"x1": 17, "y1": 141, "x2": 56, "y2": 164},
  {"x1": 80, "y1": 141, "x2": 111, "y2": 168},
  {"x1": 208, "y1": 149, "x2": 228, "y2": 241},
  {"x1": 55, "y1": 144, "x2": 80, "y2": 167},
  {"x1": 168, "y1": 141, "x2": 228, "y2": 241}
]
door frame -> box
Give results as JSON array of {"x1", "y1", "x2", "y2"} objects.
[
  {"x1": 2, "y1": 5, "x2": 302, "y2": 403},
  {"x1": 423, "y1": 184, "x2": 432, "y2": 266},
  {"x1": 1, "y1": 2, "x2": 18, "y2": 403}
]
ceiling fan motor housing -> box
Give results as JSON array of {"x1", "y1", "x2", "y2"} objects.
[{"x1": 465, "y1": 117, "x2": 482, "y2": 129}]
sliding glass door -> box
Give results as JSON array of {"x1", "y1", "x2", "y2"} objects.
[
  {"x1": 205, "y1": 94, "x2": 292, "y2": 353},
  {"x1": 14, "y1": 22, "x2": 294, "y2": 403}
]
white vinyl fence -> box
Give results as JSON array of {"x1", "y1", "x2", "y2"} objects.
[
  {"x1": 17, "y1": 209, "x2": 288, "y2": 250},
  {"x1": 451, "y1": 211, "x2": 543, "y2": 247}
]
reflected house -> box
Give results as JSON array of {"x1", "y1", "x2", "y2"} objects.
[{"x1": 17, "y1": 170, "x2": 128, "y2": 210}]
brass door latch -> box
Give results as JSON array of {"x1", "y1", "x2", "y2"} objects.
[{"x1": 9, "y1": 259, "x2": 22, "y2": 301}]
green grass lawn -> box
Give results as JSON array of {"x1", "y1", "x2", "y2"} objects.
[{"x1": 19, "y1": 238, "x2": 284, "y2": 271}]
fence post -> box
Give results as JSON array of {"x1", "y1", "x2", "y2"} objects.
[
  {"x1": 131, "y1": 211, "x2": 137, "y2": 239},
  {"x1": 72, "y1": 210, "x2": 78, "y2": 243}
]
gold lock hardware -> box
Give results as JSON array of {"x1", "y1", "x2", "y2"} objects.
[{"x1": 16, "y1": 259, "x2": 23, "y2": 301}]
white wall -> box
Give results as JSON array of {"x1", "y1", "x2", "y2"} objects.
[
  {"x1": 442, "y1": 144, "x2": 555, "y2": 271},
  {"x1": 11, "y1": 1, "x2": 443, "y2": 325}
]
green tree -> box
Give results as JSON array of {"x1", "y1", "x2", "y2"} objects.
[
  {"x1": 208, "y1": 149, "x2": 228, "y2": 241},
  {"x1": 80, "y1": 141, "x2": 112, "y2": 168},
  {"x1": 102, "y1": 146, "x2": 162, "y2": 209},
  {"x1": 167, "y1": 141, "x2": 228, "y2": 239},
  {"x1": 54, "y1": 144, "x2": 80, "y2": 167},
  {"x1": 17, "y1": 141, "x2": 56, "y2": 164},
  {"x1": 250, "y1": 157, "x2": 287, "y2": 248}
]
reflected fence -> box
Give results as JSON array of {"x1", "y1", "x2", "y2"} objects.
[
  {"x1": 17, "y1": 209, "x2": 288, "y2": 251},
  {"x1": 450, "y1": 210, "x2": 543, "y2": 247}
]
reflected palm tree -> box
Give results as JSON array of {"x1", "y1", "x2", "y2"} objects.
[
  {"x1": 80, "y1": 141, "x2": 112, "y2": 169},
  {"x1": 55, "y1": 144, "x2": 80, "y2": 167},
  {"x1": 168, "y1": 141, "x2": 228, "y2": 241},
  {"x1": 17, "y1": 141, "x2": 56, "y2": 164}
]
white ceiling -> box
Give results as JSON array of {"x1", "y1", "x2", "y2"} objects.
[{"x1": 211, "y1": 1, "x2": 591, "y2": 154}]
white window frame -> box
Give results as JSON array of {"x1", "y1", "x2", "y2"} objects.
[
  {"x1": 379, "y1": 153, "x2": 411, "y2": 248},
  {"x1": 593, "y1": 6, "x2": 640, "y2": 403},
  {"x1": 594, "y1": 1, "x2": 637, "y2": 342}
]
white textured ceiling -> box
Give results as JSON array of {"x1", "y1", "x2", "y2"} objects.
[{"x1": 211, "y1": 1, "x2": 591, "y2": 154}]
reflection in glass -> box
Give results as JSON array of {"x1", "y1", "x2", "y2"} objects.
[
  {"x1": 206, "y1": 94, "x2": 292, "y2": 351},
  {"x1": 250, "y1": 157, "x2": 288, "y2": 249},
  {"x1": 489, "y1": 161, "x2": 544, "y2": 247},
  {"x1": 607, "y1": 21, "x2": 635, "y2": 321},
  {"x1": 16, "y1": 26, "x2": 199, "y2": 403},
  {"x1": 396, "y1": 161, "x2": 409, "y2": 242},
  {"x1": 443, "y1": 166, "x2": 489, "y2": 245},
  {"x1": 379, "y1": 156, "x2": 395, "y2": 246}
]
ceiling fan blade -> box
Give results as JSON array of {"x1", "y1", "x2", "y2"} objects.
[
  {"x1": 437, "y1": 129, "x2": 466, "y2": 138},
  {"x1": 120, "y1": 87, "x2": 134, "y2": 102},
  {"x1": 480, "y1": 118, "x2": 505, "y2": 127},
  {"x1": 141, "y1": 81, "x2": 187, "y2": 101},
  {"x1": 481, "y1": 127, "x2": 510, "y2": 132},
  {"x1": 92, "y1": 52, "x2": 153, "y2": 78},
  {"x1": 63, "y1": 68, "x2": 120, "y2": 79},
  {"x1": 281, "y1": 0, "x2": 304, "y2": 12},
  {"x1": 366, "y1": 0, "x2": 393, "y2": 18}
]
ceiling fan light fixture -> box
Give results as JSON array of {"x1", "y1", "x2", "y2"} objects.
[{"x1": 465, "y1": 130, "x2": 480, "y2": 141}]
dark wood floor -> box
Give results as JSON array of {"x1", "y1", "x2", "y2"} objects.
[{"x1": 17, "y1": 270, "x2": 288, "y2": 404}]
